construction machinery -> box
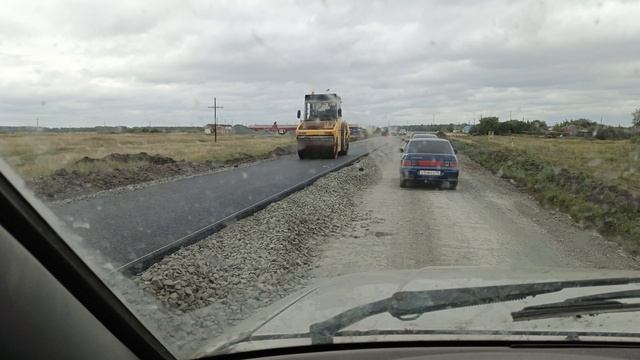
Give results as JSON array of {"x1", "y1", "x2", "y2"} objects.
[{"x1": 295, "y1": 93, "x2": 349, "y2": 159}]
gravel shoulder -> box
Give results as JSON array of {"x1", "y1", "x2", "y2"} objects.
[{"x1": 312, "y1": 138, "x2": 639, "y2": 279}]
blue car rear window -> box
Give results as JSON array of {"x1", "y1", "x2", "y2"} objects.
[{"x1": 406, "y1": 141, "x2": 453, "y2": 154}]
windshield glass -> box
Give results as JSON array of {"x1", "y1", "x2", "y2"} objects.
[
  {"x1": 2, "y1": 1, "x2": 640, "y2": 359},
  {"x1": 306, "y1": 101, "x2": 337, "y2": 121},
  {"x1": 406, "y1": 140, "x2": 453, "y2": 154}
]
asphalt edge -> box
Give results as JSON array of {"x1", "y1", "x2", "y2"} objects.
[{"x1": 117, "y1": 144, "x2": 379, "y2": 276}]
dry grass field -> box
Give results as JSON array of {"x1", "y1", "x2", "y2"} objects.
[{"x1": 0, "y1": 132, "x2": 295, "y2": 179}]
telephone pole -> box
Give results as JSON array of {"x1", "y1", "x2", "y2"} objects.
[{"x1": 208, "y1": 97, "x2": 224, "y2": 143}]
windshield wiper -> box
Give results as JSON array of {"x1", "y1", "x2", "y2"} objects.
[
  {"x1": 511, "y1": 289, "x2": 640, "y2": 321},
  {"x1": 309, "y1": 277, "x2": 640, "y2": 344}
]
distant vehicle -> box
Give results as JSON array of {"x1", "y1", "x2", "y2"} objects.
[
  {"x1": 462, "y1": 125, "x2": 475, "y2": 133},
  {"x1": 399, "y1": 138, "x2": 459, "y2": 189},
  {"x1": 398, "y1": 128, "x2": 407, "y2": 135},
  {"x1": 405, "y1": 132, "x2": 438, "y2": 142},
  {"x1": 411, "y1": 133, "x2": 438, "y2": 139},
  {"x1": 348, "y1": 125, "x2": 368, "y2": 141}
]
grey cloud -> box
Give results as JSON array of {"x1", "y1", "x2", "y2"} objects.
[{"x1": 1, "y1": 0, "x2": 640, "y2": 127}]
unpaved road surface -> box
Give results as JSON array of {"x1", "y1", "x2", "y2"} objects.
[{"x1": 313, "y1": 138, "x2": 639, "y2": 278}]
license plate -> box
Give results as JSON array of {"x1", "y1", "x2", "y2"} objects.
[{"x1": 419, "y1": 170, "x2": 441, "y2": 176}]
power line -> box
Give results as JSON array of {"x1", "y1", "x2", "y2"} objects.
[{"x1": 208, "y1": 97, "x2": 224, "y2": 143}]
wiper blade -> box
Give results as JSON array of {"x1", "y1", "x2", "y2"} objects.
[
  {"x1": 512, "y1": 289, "x2": 640, "y2": 321},
  {"x1": 309, "y1": 277, "x2": 640, "y2": 344}
]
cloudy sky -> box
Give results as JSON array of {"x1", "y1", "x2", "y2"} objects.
[{"x1": 1, "y1": 0, "x2": 640, "y2": 127}]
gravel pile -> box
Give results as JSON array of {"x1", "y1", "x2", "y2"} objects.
[{"x1": 121, "y1": 155, "x2": 381, "y2": 356}]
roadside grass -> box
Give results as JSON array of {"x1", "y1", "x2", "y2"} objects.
[
  {"x1": 0, "y1": 132, "x2": 295, "y2": 179},
  {"x1": 455, "y1": 135, "x2": 640, "y2": 193},
  {"x1": 452, "y1": 135, "x2": 640, "y2": 255}
]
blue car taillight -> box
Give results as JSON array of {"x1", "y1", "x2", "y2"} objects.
[
  {"x1": 402, "y1": 159, "x2": 457, "y2": 168},
  {"x1": 444, "y1": 160, "x2": 458, "y2": 168}
]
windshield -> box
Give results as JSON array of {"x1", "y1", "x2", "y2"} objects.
[
  {"x1": 305, "y1": 101, "x2": 337, "y2": 121},
  {"x1": 2, "y1": 1, "x2": 640, "y2": 359}
]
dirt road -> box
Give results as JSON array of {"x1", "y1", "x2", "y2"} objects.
[{"x1": 313, "y1": 138, "x2": 639, "y2": 278}]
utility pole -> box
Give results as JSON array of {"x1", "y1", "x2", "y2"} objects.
[
  {"x1": 36, "y1": 117, "x2": 39, "y2": 128},
  {"x1": 208, "y1": 97, "x2": 224, "y2": 143},
  {"x1": 509, "y1": 111, "x2": 512, "y2": 120}
]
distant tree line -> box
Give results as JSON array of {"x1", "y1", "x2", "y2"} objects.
[
  {"x1": 551, "y1": 118, "x2": 634, "y2": 140},
  {"x1": 470, "y1": 117, "x2": 548, "y2": 135},
  {"x1": 551, "y1": 118, "x2": 598, "y2": 132}
]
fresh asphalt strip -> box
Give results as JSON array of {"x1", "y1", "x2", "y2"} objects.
[{"x1": 52, "y1": 138, "x2": 385, "y2": 274}]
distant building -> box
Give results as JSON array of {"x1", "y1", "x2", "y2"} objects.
[
  {"x1": 562, "y1": 124, "x2": 579, "y2": 137},
  {"x1": 248, "y1": 122, "x2": 298, "y2": 134},
  {"x1": 560, "y1": 125, "x2": 592, "y2": 137},
  {"x1": 204, "y1": 124, "x2": 232, "y2": 135}
]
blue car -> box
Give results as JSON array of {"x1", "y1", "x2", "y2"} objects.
[{"x1": 399, "y1": 138, "x2": 459, "y2": 189}]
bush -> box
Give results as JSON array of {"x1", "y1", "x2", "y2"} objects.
[
  {"x1": 552, "y1": 118, "x2": 598, "y2": 132},
  {"x1": 594, "y1": 126, "x2": 630, "y2": 140}
]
